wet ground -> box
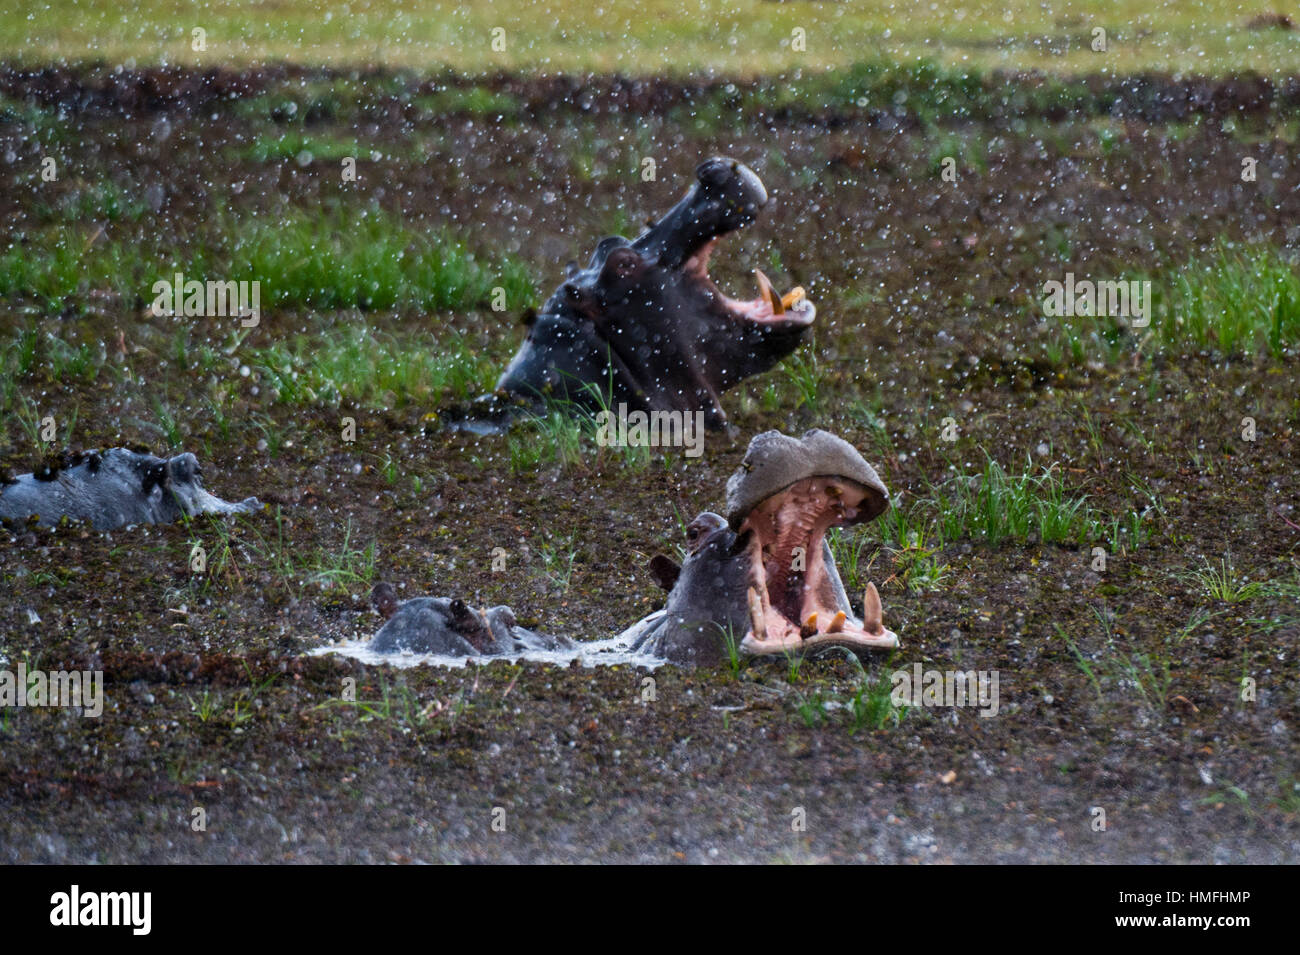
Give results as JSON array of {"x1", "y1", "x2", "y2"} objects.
[{"x1": 0, "y1": 66, "x2": 1297, "y2": 862}]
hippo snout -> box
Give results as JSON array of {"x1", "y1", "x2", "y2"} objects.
[
  {"x1": 693, "y1": 157, "x2": 768, "y2": 231},
  {"x1": 696, "y1": 157, "x2": 768, "y2": 213}
]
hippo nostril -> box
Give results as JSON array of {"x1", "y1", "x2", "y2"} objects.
[{"x1": 735, "y1": 162, "x2": 768, "y2": 208}]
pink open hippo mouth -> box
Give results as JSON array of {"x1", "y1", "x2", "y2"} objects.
[
  {"x1": 738, "y1": 475, "x2": 898, "y2": 656},
  {"x1": 683, "y1": 234, "x2": 815, "y2": 328},
  {"x1": 725, "y1": 430, "x2": 899, "y2": 657}
]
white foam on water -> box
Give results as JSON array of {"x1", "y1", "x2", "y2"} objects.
[{"x1": 310, "y1": 632, "x2": 664, "y2": 670}]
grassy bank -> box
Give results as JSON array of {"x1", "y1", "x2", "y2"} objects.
[{"x1": 6, "y1": 0, "x2": 1300, "y2": 75}]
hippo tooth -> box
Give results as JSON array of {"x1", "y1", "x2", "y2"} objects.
[
  {"x1": 827, "y1": 611, "x2": 847, "y2": 633},
  {"x1": 800, "y1": 612, "x2": 818, "y2": 638},
  {"x1": 780, "y1": 286, "x2": 806, "y2": 309},
  {"x1": 863, "y1": 582, "x2": 884, "y2": 634},
  {"x1": 747, "y1": 587, "x2": 767, "y2": 642},
  {"x1": 754, "y1": 269, "x2": 785, "y2": 315}
]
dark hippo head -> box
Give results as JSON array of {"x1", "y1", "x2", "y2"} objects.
[
  {"x1": 625, "y1": 430, "x2": 898, "y2": 666},
  {"x1": 368, "y1": 584, "x2": 573, "y2": 657},
  {"x1": 0, "y1": 448, "x2": 260, "y2": 531},
  {"x1": 494, "y1": 157, "x2": 816, "y2": 431}
]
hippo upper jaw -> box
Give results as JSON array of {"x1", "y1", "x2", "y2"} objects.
[
  {"x1": 638, "y1": 156, "x2": 815, "y2": 332},
  {"x1": 493, "y1": 157, "x2": 816, "y2": 429}
]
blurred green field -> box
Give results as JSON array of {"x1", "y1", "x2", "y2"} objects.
[{"x1": 7, "y1": 0, "x2": 1300, "y2": 75}]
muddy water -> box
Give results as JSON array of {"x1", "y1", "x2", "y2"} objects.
[{"x1": 0, "y1": 68, "x2": 1297, "y2": 862}]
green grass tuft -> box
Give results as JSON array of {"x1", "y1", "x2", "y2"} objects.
[
  {"x1": 931, "y1": 456, "x2": 1101, "y2": 546},
  {"x1": 250, "y1": 326, "x2": 497, "y2": 409},
  {"x1": 0, "y1": 209, "x2": 537, "y2": 315},
  {"x1": 1153, "y1": 241, "x2": 1300, "y2": 357}
]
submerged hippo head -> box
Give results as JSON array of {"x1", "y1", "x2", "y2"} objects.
[
  {"x1": 626, "y1": 430, "x2": 898, "y2": 666},
  {"x1": 368, "y1": 584, "x2": 573, "y2": 657},
  {"x1": 495, "y1": 157, "x2": 815, "y2": 430},
  {"x1": 0, "y1": 448, "x2": 260, "y2": 531}
]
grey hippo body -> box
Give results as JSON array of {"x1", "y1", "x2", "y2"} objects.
[
  {"x1": 366, "y1": 430, "x2": 899, "y2": 667},
  {"x1": 0, "y1": 448, "x2": 260, "y2": 531},
  {"x1": 458, "y1": 157, "x2": 816, "y2": 433}
]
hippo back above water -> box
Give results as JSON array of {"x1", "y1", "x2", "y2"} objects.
[{"x1": 0, "y1": 448, "x2": 260, "y2": 531}]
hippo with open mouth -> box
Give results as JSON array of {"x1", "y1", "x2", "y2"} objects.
[
  {"x1": 479, "y1": 157, "x2": 815, "y2": 432},
  {"x1": 623, "y1": 429, "x2": 898, "y2": 665},
  {"x1": 0, "y1": 448, "x2": 260, "y2": 531},
  {"x1": 363, "y1": 429, "x2": 898, "y2": 667}
]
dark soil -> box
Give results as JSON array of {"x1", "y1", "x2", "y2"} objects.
[{"x1": 0, "y1": 67, "x2": 1297, "y2": 862}]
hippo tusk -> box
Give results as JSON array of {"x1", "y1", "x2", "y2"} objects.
[
  {"x1": 827, "y1": 610, "x2": 847, "y2": 633},
  {"x1": 754, "y1": 269, "x2": 785, "y2": 315},
  {"x1": 800, "y1": 612, "x2": 818, "y2": 638},
  {"x1": 863, "y1": 582, "x2": 884, "y2": 634},
  {"x1": 780, "y1": 286, "x2": 806, "y2": 309},
  {"x1": 747, "y1": 586, "x2": 767, "y2": 642}
]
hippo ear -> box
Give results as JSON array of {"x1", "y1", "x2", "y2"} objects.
[
  {"x1": 520, "y1": 307, "x2": 538, "y2": 327},
  {"x1": 371, "y1": 583, "x2": 399, "y2": 620},
  {"x1": 141, "y1": 460, "x2": 169, "y2": 495},
  {"x1": 601, "y1": 247, "x2": 645, "y2": 283},
  {"x1": 166, "y1": 453, "x2": 201, "y2": 486},
  {"x1": 648, "y1": 554, "x2": 681, "y2": 592},
  {"x1": 448, "y1": 599, "x2": 482, "y2": 630}
]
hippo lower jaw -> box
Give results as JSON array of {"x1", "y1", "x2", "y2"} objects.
[{"x1": 737, "y1": 475, "x2": 899, "y2": 657}]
